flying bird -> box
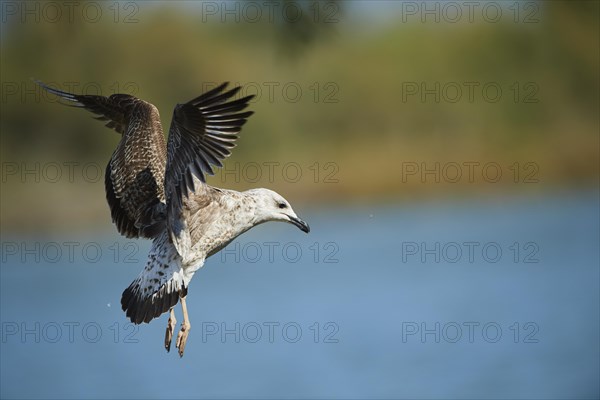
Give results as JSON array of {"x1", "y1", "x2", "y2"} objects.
[{"x1": 36, "y1": 80, "x2": 310, "y2": 357}]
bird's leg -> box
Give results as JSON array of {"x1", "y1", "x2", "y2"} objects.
[
  {"x1": 175, "y1": 294, "x2": 191, "y2": 357},
  {"x1": 164, "y1": 307, "x2": 177, "y2": 352}
]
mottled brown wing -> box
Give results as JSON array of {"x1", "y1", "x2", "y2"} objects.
[
  {"x1": 36, "y1": 80, "x2": 167, "y2": 238},
  {"x1": 106, "y1": 110, "x2": 168, "y2": 239},
  {"x1": 164, "y1": 83, "x2": 254, "y2": 236},
  {"x1": 35, "y1": 80, "x2": 136, "y2": 134}
]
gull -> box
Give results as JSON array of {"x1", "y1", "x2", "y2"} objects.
[{"x1": 36, "y1": 80, "x2": 310, "y2": 357}]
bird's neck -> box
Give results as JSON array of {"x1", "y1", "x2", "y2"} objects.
[
  {"x1": 203, "y1": 191, "x2": 263, "y2": 259},
  {"x1": 215, "y1": 189, "x2": 263, "y2": 230}
]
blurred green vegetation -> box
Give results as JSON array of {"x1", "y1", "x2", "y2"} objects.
[{"x1": 0, "y1": 1, "x2": 598, "y2": 233}]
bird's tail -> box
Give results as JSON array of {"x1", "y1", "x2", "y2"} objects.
[
  {"x1": 121, "y1": 231, "x2": 188, "y2": 324},
  {"x1": 121, "y1": 279, "x2": 186, "y2": 324}
]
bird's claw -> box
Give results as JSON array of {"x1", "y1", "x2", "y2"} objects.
[
  {"x1": 164, "y1": 315, "x2": 177, "y2": 352},
  {"x1": 176, "y1": 322, "x2": 190, "y2": 357}
]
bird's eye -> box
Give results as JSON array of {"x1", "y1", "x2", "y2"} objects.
[{"x1": 278, "y1": 203, "x2": 287, "y2": 209}]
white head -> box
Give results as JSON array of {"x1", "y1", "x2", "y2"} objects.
[{"x1": 246, "y1": 188, "x2": 310, "y2": 233}]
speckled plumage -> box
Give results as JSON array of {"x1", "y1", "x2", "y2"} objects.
[
  {"x1": 122, "y1": 185, "x2": 264, "y2": 324},
  {"x1": 38, "y1": 80, "x2": 309, "y2": 354}
]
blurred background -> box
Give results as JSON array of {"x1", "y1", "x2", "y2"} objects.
[{"x1": 1, "y1": 1, "x2": 598, "y2": 399}]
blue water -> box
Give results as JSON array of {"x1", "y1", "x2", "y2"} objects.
[{"x1": 1, "y1": 190, "x2": 598, "y2": 399}]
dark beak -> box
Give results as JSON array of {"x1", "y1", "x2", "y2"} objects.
[{"x1": 288, "y1": 215, "x2": 310, "y2": 233}]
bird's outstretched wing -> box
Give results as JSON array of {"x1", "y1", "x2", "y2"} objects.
[
  {"x1": 35, "y1": 80, "x2": 137, "y2": 134},
  {"x1": 164, "y1": 83, "x2": 254, "y2": 240},
  {"x1": 36, "y1": 80, "x2": 168, "y2": 238}
]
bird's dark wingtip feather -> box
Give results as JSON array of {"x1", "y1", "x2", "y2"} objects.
[
  {"x1": 33, "y1": 79, "x2": 80, "y2": 102},
  {"x1": 187, "y1": 82, "x2": 230, "y2": 105}
]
